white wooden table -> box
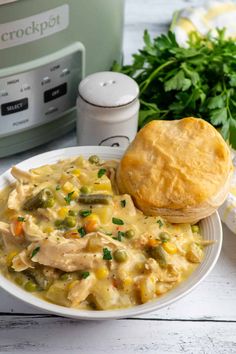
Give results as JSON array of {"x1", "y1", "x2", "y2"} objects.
[{"x1": 1, "y1": 1, "x2": 236, "y2": 353}]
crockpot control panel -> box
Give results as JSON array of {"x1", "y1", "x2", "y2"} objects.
[{"x1": 0, "y1": 43, "x2": 84, "y2": 136}]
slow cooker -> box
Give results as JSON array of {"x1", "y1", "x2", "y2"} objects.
[{"x1": 0, "y1": 0, "x2": 124, "y2": 157}]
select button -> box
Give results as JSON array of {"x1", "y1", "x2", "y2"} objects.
[
  {"x1": 1, "y1": 98, "x2": 28, "y2": 116},
  {"x1": 44, "y1": 83, "x2": 67, "y2": 103}
]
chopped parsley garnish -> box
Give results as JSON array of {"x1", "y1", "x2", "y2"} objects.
[
  {"x1": 64, "y1": 191, "x2": 74, "y2": 205},
  {"x1": 116, "y1": 231, "x2": 125, "y2": 241},
  {"x1": 31, "y1": 247, "x2": 40, "y2": 258},
  {"x1": 103, "y1": 247, "x2": 112, "y2": 260},
  {"x1": 78, "y1": 227, "x2": 86, "y2": 237},
  {"x1": 17, "y1": 216, "x2": 25, "y2": 222},
  {"x1": 157, "y1": 219, "x2": 164, "y2": 228},
  {"x1": 81, "y1": 271, "x2": 90, "y2": 279},
  {"x1": 113, "y1": 231, "x2": 125, "y2": 242},
  {"x1": 56, "y1": 185, "x2": 61, "y2": 191},
  {"x1": 120, "y1": 200, "x2": 126, "y2": 208},
  {"x1": 112, "y1": 217, "x2": 124, "y2": 225},
  {"x1": 97, "y1": 168, "x2": 106, "y2": 178},
  {"x1": 79, "y1": 210, "x2": 92, "y2": 218}
]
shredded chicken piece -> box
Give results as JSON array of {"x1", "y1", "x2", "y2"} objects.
[
  {"x1": 23, "y1": 215, "x2": 48, "y2": 242},
  {"x1": 29, "y1": 236, "x2": 102, "y2": 272},
  {"x1": 11, "y1": 166, "x2": 33, "y2": 184},
  {"x1": 67, "y1": 274, "x2": 96, "y2": 306},
  {"x1": 0, "y1": 221, "x2": 11, "y2": 237},
  {"x1": 0, "y1": 222, "x2": 23, "y2": 250},
  {"x1": 12, "y1": 250, "x2": 34, "y2": 272},
  {"x1": 96, "y1": 231, "x2": 128, "y2": 249},
  {"x1": 8, "y1": 182, "x2": 31, "y2": 211}
]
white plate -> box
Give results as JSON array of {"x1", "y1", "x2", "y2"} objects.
[{"x1": 0, "y1": 146, "x2": 223, "y2": 320}]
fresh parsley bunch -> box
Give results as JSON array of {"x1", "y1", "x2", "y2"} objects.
[{"x1": 113, "y1": 29, "x2": 236, "y2": 148}]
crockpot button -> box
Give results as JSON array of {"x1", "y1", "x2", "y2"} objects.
[
  {"x1": 0, "y1": 90, "x2": 8, "y2": 97},
  {"x1": 61, "y1": 68, "x2": 70, "y2": 76},
  {"x1": 41, "y1": 77, "x2": 51, "y2": 86},
  {"x1": 45, "y1": 107, "x2": 58, "y2": 115},
  {"x1": 22, "y1": 84, "x2": 31, "y2": 91}
]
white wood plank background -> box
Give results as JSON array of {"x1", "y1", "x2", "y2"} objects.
[{"x1": 0, "y1": 1, "x2": 236, "y2": 353}]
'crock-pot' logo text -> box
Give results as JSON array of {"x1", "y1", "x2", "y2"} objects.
[{"x1": 0, "y1": 5, "x2": 69, "y2": 50}]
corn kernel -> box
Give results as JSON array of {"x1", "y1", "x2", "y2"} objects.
[
  {"x1": 43, "y1": 226, "x2": 54, "y2": 234},
  {"x1": 71, "y1": 169, "x2": 81, "y2": 176},
  {"x1": 84, "y1": 213, "x2": 100, "y2": 223},
  {"x1": 162, "y1": 242, "x2": 177, "y2": 254},
  {"x1": 95, "y1": 267, "x2": 109, "y2": 280},
  {"x1": 58, "y1": 207, "x2": 68, "y2": 219},
  {"x1": 71, "y1": 190, "x2": 79, "y2": 199},
  {"x1": 67, "y1": 280, "x2": 79, "y2": 291},
  {"x1": 92, "y1": 181, "x2": 112, "y2": 193},
  {"x1": 6, "y1": 251, "x2": 18, "y2": 267},
  {"x1": 123, "y1": 277, "x2": 133, "y2": 287},
  {"x1": 62, "y1": 181, "x2": 74, "y2": 193},
  {"x1": 147, "y1": 238, "x2": 159, "y2": 247}
]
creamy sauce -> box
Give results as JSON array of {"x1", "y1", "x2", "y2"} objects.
[{"x1": 0, "y1": 156, "x2": 207, "y2": 310}]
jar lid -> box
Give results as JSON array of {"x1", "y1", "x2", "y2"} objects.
[{"x1": 78, "y1": 71, "x2": 139, "y2": 108}]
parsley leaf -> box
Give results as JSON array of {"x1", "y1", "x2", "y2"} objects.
[
  {"x1": 113, "y1": 29, "x2": 236, "y2": 148},
  {"x1": 78, "y1": 227, "x2": 86, "y2": 237},
  {"x1": 56, "y1": 185, "x2": 61, "y2": 191},
  {"x1": 113, "y1": 231, "x2": 125, "y2": 241},
  {"x1": 103, "y1": 247, "x2": 112, "y2": 260},
  {"x1": 31, "y1": 247, "x2": 40, "y2": 258},
  {"x1": 97, "y1": 168, "x2": 106, "y2": 178},
  {"x1": 64, "y1": 191, "x2": 74, "y2": 205},
  {"x1": 157, "y1": 219, "x2": 164, "y2": 228},
  {"x1": 17, "y1": 216, "x2": 25, "y2": 222},
  {"x1": 81, "y1": 271, "x2": 90, "y2": 279},
  {"x1": 79, "y1": 210, "x2": 92, "y2": 218},
  {"x1": 112, "y1": 217, "x2": 124, "y2": 225},
  {"x1": 120, "y1": 200, "x2": 126, "y2": 208}
]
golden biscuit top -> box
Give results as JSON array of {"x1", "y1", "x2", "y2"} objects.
[{"x1": 117, "y1": 117, "x2": 233, "y2": 210}]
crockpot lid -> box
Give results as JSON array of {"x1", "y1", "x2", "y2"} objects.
[{"x1": 78, "y1": 71, "x2": 139, "y2": 108}]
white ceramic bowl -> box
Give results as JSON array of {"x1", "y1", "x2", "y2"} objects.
[{"x1": 0, "y1": 146, "x2": 222, "y2": 320}]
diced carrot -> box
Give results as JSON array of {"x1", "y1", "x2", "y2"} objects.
[
  {"x1": 13, "y1": 220, "x2": 24, "y2": 237},
  {"x1": 84, "y1": 219, "x2": 99, "y2": 233},
  {"x1": 147, "y1": 238, "x2": 159, "y2": 247}
]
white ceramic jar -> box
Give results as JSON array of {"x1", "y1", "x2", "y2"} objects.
[{"x1": 76, "y1": 71, "x2": 139, "y2": 148}]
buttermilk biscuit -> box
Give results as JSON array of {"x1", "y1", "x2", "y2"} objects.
[{"x1": 117, "y1": 117, "x2": 233, "y2": 223}]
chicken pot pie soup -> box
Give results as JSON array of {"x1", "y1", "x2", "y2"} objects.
[{"x1": 0, "y1": 155, "x2": 212, "y2": 310}]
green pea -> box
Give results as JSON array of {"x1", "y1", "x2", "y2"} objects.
[
  {"x1": 44, "y1": 197, "x2": 55, "y2": 208},
  {"x1": 80, "y1": 186, "x2": 91, "y2": 194},
  {"x1": 191, "y1": 225, "x2": 200, "y2": 233},
  {"x1": 113, "y1": 249, "x2": 128, "y2": 263},
  {"x1": 24, "y1": 281, "x2": 37, "y2": 292},
  {"x1": 68, "y1": 210, "x2": 77, "y2": 217},
  {"x1": 88, "y1": 155, "x2": 100, "y2": 164},
  {"x1": 159, "y1": 232, "x2": 170, "y2": 242},
  {"x1": 15, "y1": 275, "x2": 25, "y2": 286},
  {"x1": 64, "y1": 216, "x2": 77, "y2": 228},
  {"x1": 55, "y1": 220, "x2": 63, "y2": 227},
  {"x1": 124, "y1": 229, "x2": 135, "y2": 239}
]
